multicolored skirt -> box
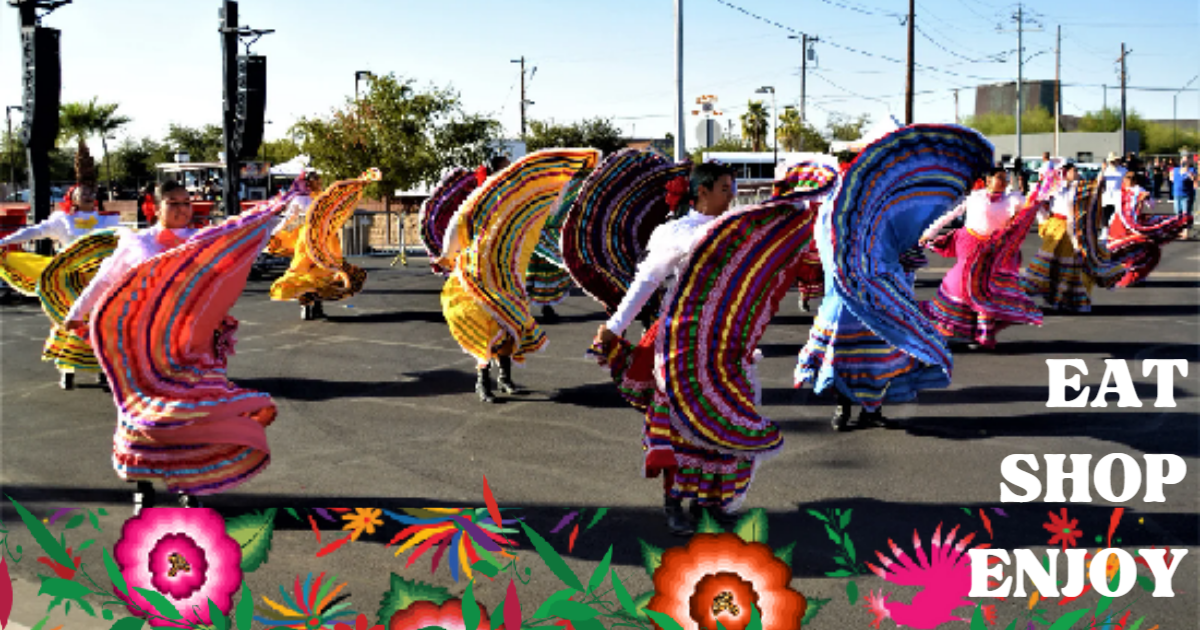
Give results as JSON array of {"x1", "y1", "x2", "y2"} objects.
[
  {"x1": 269, "y1": 227, "x2": 366, "y2": 306},
  {"x1": 526, "y1": 253, "x2": 572, "y2": 306},
  {"x1": 1107, "y1": 212, "x2": 1190, "y2": 287},
  {"x1": 0, "y1": 250, "x2": 51, "y2": 296},
  {"x1": 38, "y1": 231, "x2": 120, "y2": 372},
  {"x1": 1021, "y1": 216, "x2": 1092, "y2": 312},
  {"x1": 265, "y1": 225, "x2": 299, "y2": 259},
  {"x1": 589, "y1": 320, "x2": 755, "y2": 510},
  {"x1": 796, "y1": 293, "x2": 950, "y2": 411},
  {"x1": 795, "y1": 247, "x2": 824, "y2": 301},
  {"x1": 921, "y1": 228, "x2": 1025, "y2": 347}
]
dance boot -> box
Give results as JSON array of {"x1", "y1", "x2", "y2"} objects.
[
  {"x1": 178, "y1": 493, "x2": 203, "y2": 508},
  {"x1": 831, "y1": 396, "x2": 852, "y2": 432},
  {"x1": 540, "y1": 305, "x2": 561, "y2": 324},
  {"x1": 97, "y1": 372, "x2": 111, "y2": 392},
  {"x1": 59, "y1": 370, "x2": 75, "y2": 391},
  {"x1": 476, "y1": 366, "x2": 497, "y2": 403},
  {"x1": 301, "y1": 304, "x2": 314, "y2": 321},
  {"x1": 312, "y1": 301, "x2": 326, "y2": 318},
  {"x1": 856, "y1": 408, "x2": 899, "y2": 430},
  {"x1": 496, "y1": 356, "x2": 524, "y2": 395},
  {"x1": 664, "y1": 496, "x2": 694, "y2": 536}
]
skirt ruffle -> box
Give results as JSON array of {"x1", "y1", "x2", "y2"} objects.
[{"x1": 1021, "y1": 216, "x2": 1092, "y2": 312}]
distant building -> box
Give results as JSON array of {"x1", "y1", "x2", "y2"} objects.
[
  {"x1": 975, "y1": 80, "x2": 1058, "y2": 117},
  {"x1": 983, "y1": 130, "x2": 1140, "y2": 164}
]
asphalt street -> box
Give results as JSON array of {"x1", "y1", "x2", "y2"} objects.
[{"x1": 1, "y1": 210, "x2": 1196, "y2": 628}]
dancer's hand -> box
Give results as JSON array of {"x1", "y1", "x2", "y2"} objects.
[
  {"x1": 918, "y1": 235, "x2": 931, "y2": 246},
  {"x1": 63, "y1": 319, "x2": 87, "y2": 336},
  {"x1": 595, "y1": 325, "x2": 617, "y2": 348}
]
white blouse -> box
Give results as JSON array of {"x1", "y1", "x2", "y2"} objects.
[
  {"x1": 65, "y1": 225, "x2": 198, "y2": 324},
  {"x1": 0, "y1": 210, "x2": 122, "y2": 250},
  {"x1": 922, "y1": 190, "x2": 1024, "y2": 240},
  {"x1": 605, "y1": 209, "x2": 716, "y2": 335}
]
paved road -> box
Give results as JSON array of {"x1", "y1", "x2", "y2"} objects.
[{"x1": 1, "y1": 222, "x2": 1196, "y2": 627}]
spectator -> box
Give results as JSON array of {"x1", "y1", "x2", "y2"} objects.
[{"x1": 1100, "y1": 153, "x2": 1127, "y2": 237}]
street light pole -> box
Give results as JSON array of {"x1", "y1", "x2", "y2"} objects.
[
  {"x1": 1172, "y1": 75, "x2": 1198, "y2": 150},
  {"x1": 5, "y1": 105, "x2": 22, "y2": 199},
  {"x1": 674, "y1": 0, "x2": 685, "y2": 162}
]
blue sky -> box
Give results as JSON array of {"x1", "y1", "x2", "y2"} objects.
[{"x1": 2, "y1": 0, "x2": 1197, "y2": 152}]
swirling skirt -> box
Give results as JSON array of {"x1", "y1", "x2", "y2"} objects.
[
  {"x1": 1021, "y1": 216, "x2": 1092, "y2": 312},
  {"x1": 0, "y1": 250, "x2": 51, "y2": 296},
  {"x1": 526, "y1": 253, "x2": 572, "y2": 306}
]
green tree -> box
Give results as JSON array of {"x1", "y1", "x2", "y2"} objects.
[
  {"x1": 58, "y1": 98, "x2": 131, "y2": 196},
  {"x1": 778, "y1": 107, "x2": 829, "y2": 153},
  {"x1": 164, "y1": 124, "x2": 225, "y2": 162},
  {"x1": 290, "y1": 73, "x2": 502, "y2": 203},
  {"x1": 256, "y1": 138, "x2": 301, "y2": 166},
  {"x1": 689, "y1": 136, "x2": 749, "y2": 164},
  {"x1": 740, "y1": 101, "x2": 769, "y2": 152},
  {"x1": 102, "y1": 136, "x2": 167, "y2": 189},
  {"x1": 827, "y1": 112, "x2": 872, "y2": 142},
  {"x1": 524, "y1": 117, "x2": 626, "y2": 155}
]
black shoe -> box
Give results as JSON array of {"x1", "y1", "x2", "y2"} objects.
[
  {"x1": 664, "y1": 497, "x2": 694, "y2": 536},
  {"x1": 496, "y1": 356, "x2": 524, "y2": 395},
  {"x1": 831, "y1": 401, "x2": 852, "y2": 432},
  {"x1": 97, "y1": 373, "x2": 111, "y2": 393},
  {"x1": 540, "y1": 305, "x2": 560, "y2": 324},
  {"x1": 476, "y1": 367, "x2": 497, "y2": 403},
  {"x1": 800, "y1": 298, "x2": 811, "y2": 312},
  {"x1": 301, "y1": 304, "x2": 314, "y2": 321},
  {"x1": 178, "y1": 493, "x2": 202, "y2": 508},
  {"x1": 59, "y1": 371, "x2": 75, "y2": 391},
  {"x1": 312, "y1": 301, "x2": 325, "y2": 318},
  {"x1": 133, "y1": 481, "x2": 156, "y2": 515},
  {"x1": 856, "y1": 409, "x2": 899, "y2": 430}
]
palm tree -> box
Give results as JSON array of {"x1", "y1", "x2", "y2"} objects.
[
  {"x1": 778, "y1": 107, "x2": 804, "y2": 152},
  {"x1": 740, "y1": 101, "x2": 769, "y2": 152},
  {"x1": 59, "y1": 98, "x2": 131, "y2": 198}
]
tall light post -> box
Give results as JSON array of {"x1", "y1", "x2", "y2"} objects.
[
  {"x1": 5, "y1": 105, "x2": 22, "y2": 199},
  {"x1": 355, "y1": 71, "x2": 373, "y2": 100},
  {"x1": 756, "y1": 86, "x2": 776, "y2": 165},
  {"x1": 1173, "y1": 75, "x2": 1198, "y2": 149}
]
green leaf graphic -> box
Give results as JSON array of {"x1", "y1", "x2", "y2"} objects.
[
  {"x1": 210, "y1": 599, "x2": 228, "y2": 630},
  {"x1": 490, "y1": 599, "x2": 505, "y2": 630},
  {"x1": 532, "y1": 589, "x2": 575, "y2": 619},
  {"x1": 38, "y1": 577, "x2": 90, "y2": 600},
  {"x1": 1136, "y1": 575, "x2": 1154, "y2": 593},
  {"x1": 969, "y1": 604, "x2": 986, "y2": 630},
  {"x1": 103, "y1": 548, "x2": 130, "y2": 597},
  {"x1": 548, "y1": 601, "x2": 598, "y2": 621},
  {"x1": 639, "y1": 540, "x2": 663, "y2": 577},
  {"x1": 285, "y1": 508, "x2": 300, "y2": 520},
  {"x1": 838, "y1": 509, "x2": 852, "y2": 530},
  {"x1": 630, "y1": 591, "x2": 654, "y2": 620},
  {"x1": 7, "y1": 497, "x2": 74, "y2": 569},
  {"x1": 572, "y1": 620, "x2": 604, "y2": 630},
  {"x1": 519, "y1": 522, "x2": 582, "y2": 591},
  {"x1": 471, "y1": 561, "x2": 499, "y2": 578},
  {"x1": 586, "y1": 508, "x2": 608, "y2": 530},
  {"x1": 109, "y1": 618, "x2": 144, "y2": 630},
  {"x1": 824, "y1": 569, "x2": 852, "y2": 578},
  {"x1": 1128, "y1": 617, "x2": 1145, "y2": 630},
  {"x1": 644, "y1": 609, "x2": 685, "y2": 630},
  {"x1": 76, "y1": 539, "x2": 95, "y2": 553},
  {"x1": 824, "y1": 525, "x2": 841, "y2": 545},
  {"x1": 225, "y1": 509, "x2": 277, "y2": 573},
  {"x1": 64, "y1": 515, "x2": 84, "y2": 530},
  {"x1": 806, "y1": 509, "x2": 829, "y2": 523},
  {"x1": 695, "y1": 510, "x2": 722, "y2": 534},
  {"x1": 846, "y1": 580, "x2": 858, "y2": 605},
  {"x1": 746, "y1": 604, "x2": 762, "y2": 630},
  {"x1": 799, "y1": 598, "x2": 830, "y2": 625},
  {"x1": 1046, "y1": 608, "x2": 1090, "y2": 630},
  {"x1": 774, "y1": 541, "x2": 795, "y2": 569},
  {"x1": 462, "y1": 580, "x2": 480, "y2": 630},
  {"x1": 732, "y1": 509, "x2": 767, "y2": 544},
  {"x1": 87, "y1": 510, "x2": 101, "y2": 532},
  {"x1": 845, "y1": 536, "x2": 857, "y2": 564},
  {"x1": 587, "y1": 546, "x2": 613, "y2": 593},
  {"x1": 376, "y1": 574, "x2": 453, "y2": 626},
  {"x1": 236, "y1": 582, "x2": 253, "y2": 630},
  {"x1": 1003, "y1": 620, "x2": 1018, "y2": 630},
  {"x1": 133, "y1": 587, "x2": 183, "y2": 620},
  {"x1": 611, "y1": 569, "x2": 636, "y2": 617}
]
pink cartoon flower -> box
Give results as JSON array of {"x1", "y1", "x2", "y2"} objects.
[{"x1": 113, "y1": 508, "x2": 244, "y2": 627}]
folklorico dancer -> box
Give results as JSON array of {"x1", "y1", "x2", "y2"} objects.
[
  {"x1": 773, "y1": 159, "x2": 848, "y2": 312},
  {"x1": 591, "y1": 160, "x2": 834, "y2": 535},
  {"x1": 266, "y1": 169, "x2": 323, "y2": 259},
  {"x1": 419, "y1": 167, "x2": 480, "y2": 276},
  {"x1": 1021, "y1": 163, "x2": 1094, "y2": 312},
  {"x1": 437, "y1": 149, "x2": 600, "y2": 403},
  {"x1": 0, "y1": 142, "x2": 121, "y2": 389},
  {"x1": 796, "y1": 125, "x2": 992, "y2": 431},
  {"x1": 270, "y1": 169, "x2": 380, "y2": 320},
  {"x1": 1106, "y1": 171, "x2": 1192, "y2": 287},
  {"x1": 64, "y1": 181, "x2": 295, "y2": 512},
  {"x1": 919, "y1": 165, "x2": 1056, "y2": 348},
  {"x1": 527, "y1": 163, "x2": 589, "y2": 324}
]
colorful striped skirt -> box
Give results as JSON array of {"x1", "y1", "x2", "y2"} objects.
[
  {"x1": 526, "y1": 253, "x2": 572, "y2": 306},
  {"x1": 1021, "y1": 216, "x2": 1092, "y2": 312},
  {"x1": 921, "y1": 228, "x2": 1022, "y2": 347},
  {"x1": 589, "y1": 320, "x2": 756, "y2": 509},
  {"x1": 796, "y1": 293, "x2": 950, "y2": 411},
  {"x1": 795, "y1": 247, "x2": 824, "y2": 301},
  {"x1": 1107, "y1": 212, "x2": 1190, "y2": 287},
  {"x1": 269, "y1": 228, "x2": 366, "y2": 305},
  {"x1": 0, "y1": 250, "x2": 51, "y2": 296}
]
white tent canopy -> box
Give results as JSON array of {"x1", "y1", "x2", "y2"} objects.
[{"x1": 269, "y1": 155, "x2": 312, "y2": 176}]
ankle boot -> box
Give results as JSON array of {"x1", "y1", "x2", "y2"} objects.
[
  {"x1": 496, "y1": 356, "x2": 523, "y2": 395},
  {"x1": 831, "y1": 395, "x2": 852, "y2": 432},
  {"x1": 476, "y1": 367, "x2": 496, "y2": 403},
  {"x1": 59, "y1": 371, "x2": 75, "y2": 390},
  {"x1": 857, "y1": 408, "x2": 899, "y2": 430},
  {"x1": 664, "y1": 496, "x2": 694, "y2": 536},
  {"x1": 133, "y1": 481, "x2": 156, "y2": 515}
]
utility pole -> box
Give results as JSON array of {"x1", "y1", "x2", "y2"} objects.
[
  {"x1": 1054, "y1": 24, "x2": 1061, "y2": 158},
  {"x1": 788, "y1": 33, "x2": 818, "y2": 148},
  {"x1": 953, "y1": 89, "x2": 959, "y2": 124},
  {"x1": 905, "y1": 0, "x2": 914, "y2": 124},
  {"x1": 518, "y1": 56, "x2": 526, "y2": 136},
  {"x1": 1117, "y1": 43, "x2": 1131, "y2": 156},
  {"x1": 674, "y1": 0, "x2": 685, "y2": 162},
  {"x1": 999, "y1": 4, "x2": 1041, "y2": 164}
]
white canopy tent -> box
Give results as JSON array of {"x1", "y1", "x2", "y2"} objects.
[{"x1": 269, "y1": 155, "x2": 313, "y2": 177}]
